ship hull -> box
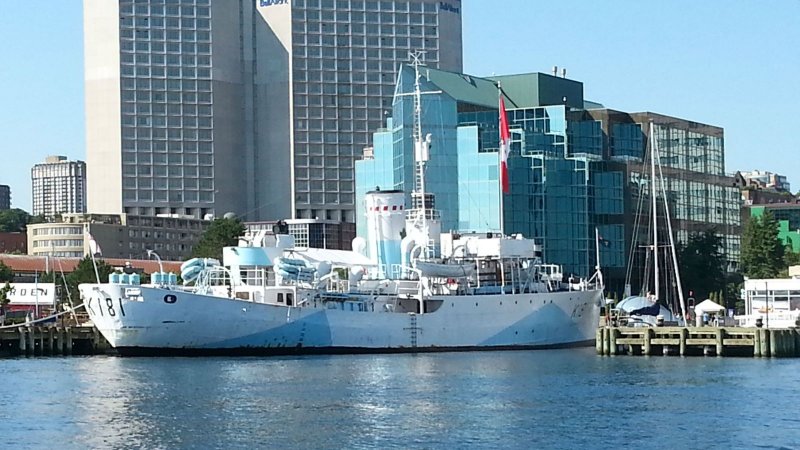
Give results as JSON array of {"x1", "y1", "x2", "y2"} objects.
[{"x1": 80, "y1": 284, "x2": 602, "y2": 356}]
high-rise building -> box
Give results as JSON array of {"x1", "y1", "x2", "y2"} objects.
[
  {"x1": 0, "y1": 184, "x2": 10, "y2": 210},
  {"x1": 31, "y1": 156, "x2": 87, "y2": 216},
  {"x1": 356, "y1": 65, "x2": 741, "y2": 297},
  {"x1": 84, "y1": 0, "x2": 463, "y2": 222}
]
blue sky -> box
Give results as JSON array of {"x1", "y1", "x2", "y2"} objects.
[{"x1": 1, "y1": 1, "x2": 798, "y2": 212}]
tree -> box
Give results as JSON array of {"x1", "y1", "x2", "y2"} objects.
[
  {"x1": 678, "y1": 229, "x2": 726, "y2": 303},
  {"x1": 192, "y1": 217, "x2": 246, "y2": 261},
  {"x1": 0, "y1": 208, "x2": 31, "y2": 232},
  {"x1": 784, "y1": 245, "x2": 800, "y2": 268},
  {"x1": 0, "y1": 261, "x2": 13, "y2": 283},
  {"x1": 62, "y1": 256, "x2": 114, "y2": 303},
  {"x1": 741, "y1": 211, "x2": 785, "y2": 279}
]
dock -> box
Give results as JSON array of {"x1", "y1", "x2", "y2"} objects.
[
  {"x1": 596, "y1": 326, "x2": 800, "y2": 357},
  {"x1": 0, "y1": 325, "x2": 110, "y2": 357}
]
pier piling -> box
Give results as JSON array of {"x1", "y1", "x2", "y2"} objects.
[{"x1": 597, "y1": 326, "x2": 800, "y2": 358}]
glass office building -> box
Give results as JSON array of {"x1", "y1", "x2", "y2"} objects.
[{"x1": 356, "y1": 65, "x2": 740, "y2": 296}]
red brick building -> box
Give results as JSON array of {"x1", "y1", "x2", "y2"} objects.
[{"x1": 0, "y1": 232, "x2": 27, "y2": 254}]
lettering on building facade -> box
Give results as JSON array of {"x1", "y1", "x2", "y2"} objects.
[
  {"x1": 439, "y1": 2, "x2": 460, "y2": 14},
  {"x1": 260, "y1": 0, "x2": 289, "y2": 6}
]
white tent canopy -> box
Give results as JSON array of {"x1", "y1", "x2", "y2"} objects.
[{"x1": 694, "y1": 299, "x2": 725, "y2": 314}]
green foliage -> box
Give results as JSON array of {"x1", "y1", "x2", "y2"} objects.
[
  {"x1": 0, "y1": 261, "x2": 13, "y2": 283},
  {"x1": 0, "y1": 282, "x2": 11, "y2": 307},
  {"x1": 678, "y1": 229, "x2": 726, "y2": 304},
  {"x1": 192, "y1": 217, "x2": 246, "y2": 261},
  {"x1": 62, "y1": 256, "x2": 114, "y2": 303},
  {"x1": 741, "y1": 211, "x2": 785, "y2": 279},
  {"x1": 784, "y1": 245, "x2": 800, "y2": 268},
  {"x1": 0, "y1": 208, "x2": 31, "y2": 232}
]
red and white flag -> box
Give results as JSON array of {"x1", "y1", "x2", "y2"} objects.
[{"x1": 499, "y1": 97, "x2": 511, "y2": 194}]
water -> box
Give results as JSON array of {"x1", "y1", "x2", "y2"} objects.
[{"x1": 1, "y1": 349, "x2": 799, "y2": 449}]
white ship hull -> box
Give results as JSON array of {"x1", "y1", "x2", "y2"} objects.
[{"x1": 80, "y1": 284, "x2": 602, "y2": 355}]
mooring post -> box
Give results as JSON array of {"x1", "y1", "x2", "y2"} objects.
[
  {"x1": 761, "y1": 328, "x2": 771, "y2": 357},
  {"x1": 643, "y1": 328, "x2": 652, "y2": 356},
  {"x1": 603, "y1": 327, "x2": 611, "y2": 356},
  {"x1": 770, "y1": 329, "x2": 779, "y2": 358},
  {"x1": 65, "y1": 327, "x2": 73, "y2": 355},
  {"x1": 753, "y1": 328, "x2": 762, "y2": 358},
  {"x1": 596, "y1": 327, "x2": 604, "y2": 355},
  {"x1": 783, "y1": 328, "x2": 796, "y2": 357},
  {"x1": 27, "y1": 327, "x2": 35, "y2": 356},
  {"x1": 46, "y1": 327, "x2": 54, "y2": 356},
  {"x1": 716, "y1": 328, "x2": 725, "y2": 357},
  {"x1": 18, "y1": 328, "x2": 26, "y2": 355},
  {"x1": 679, "y1": 328, "x2": 688, "y2": 356},
  {"x1": 54, "y1": 328, "x2": 63, "y2": 355},
  {"x1": 610, "y1": 328, "x2": 618, "y2": 356}
]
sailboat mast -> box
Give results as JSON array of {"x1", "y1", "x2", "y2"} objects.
[{"x1": 649, "y1": 121, "x2": 659, "y2": 301}]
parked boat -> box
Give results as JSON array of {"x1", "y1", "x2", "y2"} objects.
[
  {"x1": 78, "y1": 55, "x2": 603, "y2": 355},
  {"x1": 617, "y1": 121, "x2": 689, "y2": 327}
]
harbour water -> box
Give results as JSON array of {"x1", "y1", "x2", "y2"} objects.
[{"x1": 1, "y1": 349, "x2": 799, "y2": 449}]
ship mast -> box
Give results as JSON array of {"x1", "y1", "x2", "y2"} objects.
[
  {"x1": 650, "y1": 121, "x2": 659, "y2": 301},
  {"x1": 399, "y1": 51, "x2": 441, "y2": 258}
]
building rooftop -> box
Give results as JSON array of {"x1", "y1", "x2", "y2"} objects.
[
  {"x1": 0, "y1": 254, "x2": 183, "y2": 275},
  {"x1": 409, "y1": 65, "x2": 585, "y2": 110}
]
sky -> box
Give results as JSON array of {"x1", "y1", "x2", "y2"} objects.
[{"x1": 1, "y1": 1, "x2": 799, "y2": 212}]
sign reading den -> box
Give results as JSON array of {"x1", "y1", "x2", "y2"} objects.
[{"x1": 6, "y1": 283, "x2": 56, "y2": 306}]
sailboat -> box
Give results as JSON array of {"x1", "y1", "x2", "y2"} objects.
[{"x1": 616, "y1": 121, "x2": 689, "y2": 326}]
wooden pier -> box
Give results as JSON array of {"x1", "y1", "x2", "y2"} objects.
[
  {"x1": 0, "y1": 325, "x2": 110, "y2": 357},
  {"x1": 597, "y1": 326, "x2": 800, "y2": 357}
]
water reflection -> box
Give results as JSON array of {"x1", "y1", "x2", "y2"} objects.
[{"x1": 2, "y1": 350, "x2": 800, "y2": 449}]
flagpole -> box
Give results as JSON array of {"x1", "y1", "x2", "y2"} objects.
[
  {"x1": 497, "y1": 81, "x2": 511, "y2": 236},
  {"x1": 86, "y1": 227, "x2": 101, "y2": 283}
]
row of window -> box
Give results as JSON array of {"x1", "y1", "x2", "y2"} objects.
[
  {"x1": 123, "y1": 178, "x2": 214, "y2": 190},
  {"x1": 120, "y1": 4, "x2": 210, "y2": 17},
  {"x1": 32, "y1": 239, "x2": 84, "y2": 248},
  {"x1": 123, "y1": 189, "x2": 214, "y2": 203},
  {"x1": 120, "y1": 40, "x2": 210, "y2": 54},
  {"x1": 121, "y1": 153, "x2": 213, "y2": 165},
  {"x1": 294, "y1": 192, "x2": 354, "y2": 205},
  {"x1": 122, "y1": 54, "x2": 211, "y2": 67},
  {"x1": 121, "y1": 103, "x2": 213, "y2": 116},
  {"x1": 121, "y1": 65, "x2": 211, "y2": 80},
  {"x1": 122, "y1": 138, "x2": 213, "y2": 151},
  {"x1": 122, "y1": 165, "x2": 214, "y2": 177},
  {"x1": 121, "y1": 75, "x2": 211, "y2": 90},
  {"x1": 122, "y1": 116, "x2": 213, "y2": 128},
  {"x1": 122, "y1": 127, "x2": 213, "y2": 140},
  {"x1": 128, "y1": 229, "x2": 195, "y2": 239},
  {"x1": 120, "y1": 16, "x2": 211, "y2": 30},
  {"x1": 121, "y1": 29, "x2": 211, "y2": 42},
  {"x1": 297, "y1": 0, "x2": 438, "y2": 13},
  {"x1": 122, "y1": 90, "x2": 213, "y2": 104},
  {"x1": 294, "y1": 21, "x2": 438, "y2": 37},
  {"x1": 31, "y1": 227, "x2": 83, "y2": 236},
  {"x1": 295, "y1": 166, "x2": 354, "y2": 179}
]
